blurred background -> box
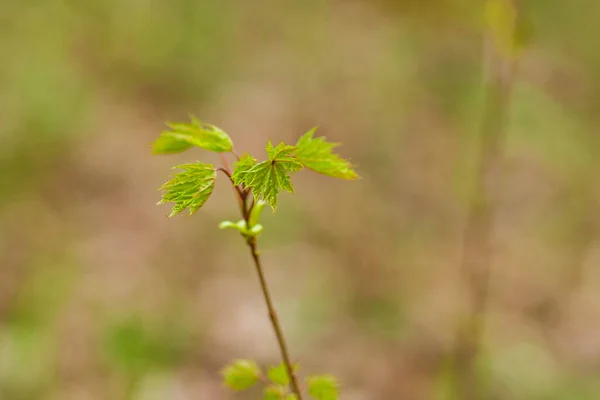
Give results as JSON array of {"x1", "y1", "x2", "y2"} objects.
[{"x1": 1, "y1": 0, "x2": 599, "y2": 399}]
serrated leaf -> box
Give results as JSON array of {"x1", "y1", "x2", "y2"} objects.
[
  {"x1": 222, "y1": 360, "x2": 261, "y2": 391},
  {"x1": 153, "y1": 115, "x2": 233, "y2": 154},
  {"x1": 267, "y1": 141, "x2": 296, "y2": 160},
  {"x1": 267, "y1": 363, "x2": 290, "y2": 385},
  {"x1": 233, "y1": 141, "x2": 303, "y2": 210},
  {"x1": 294, "y1": 128, "x2": 359, "y2": 180},
  {"x1": 232, "y1": 154, "x2": 258, "y2": 184},
  {"x1": 158, "y1": 163, "x2": 216, "y2": 217},
  {"x1": 263, "y1": 385, "x2": 288, "y2": 400},
  {"x1": 307, "y1": 375, "x2": 339, "y2": 400}
]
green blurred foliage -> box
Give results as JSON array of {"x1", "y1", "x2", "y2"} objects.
[
  {"x1": 1, "y1": 0, "x2": 599, "y2": 399},
  {"x1": 103, "y1": 315, "x2": 186, "y2": 376}
]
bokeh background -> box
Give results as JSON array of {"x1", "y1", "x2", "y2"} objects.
[{"x1": 1, "y1": 0, "x2": 599, "y2": 399}]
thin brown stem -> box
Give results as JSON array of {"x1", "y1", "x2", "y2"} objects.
[
  {"x1": 216, "y1": 167, "x2": 245, "y2": 208},
  {"x1": 221, "y1": 170, "x2": 304, "y2": 399},
  {"x1": 216, "y1": 166, "x2": 233, "y2": 181},
  {"x1": 219, "y1": 153, "x2": 232, "y2": 173},
  {"x1": 246, "y1": 237, "x2": 304, "y2": 400},
  {"x1": 242, "y1": 192, "x2": 249, "y2": 221},
  {"x1": 246, "y1": 195, "x2": 256, "y2": 219}
]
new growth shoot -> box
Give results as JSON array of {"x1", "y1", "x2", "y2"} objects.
[{"x1": 153, "y1": 116, "x2": 359, "y2": 400}]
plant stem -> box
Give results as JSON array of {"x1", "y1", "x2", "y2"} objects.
[
  {"x1": 453, "y1": 9, "x2": 519, "y2": 400},
  {"x1": 223, "y1": 153, "x2": 302, "y2": 400},
  {"x1": 216, "y1": 167, "x2": 246, "y2": 211},
  {"x1": 245, "y1": 236, "x2": 304, "y2": 399},
  {"x1": 223, "y1": 159, "x2": 304, "y2": 398},
  {"x1": 219, "y1": 153, "x2": 232, "y2": 172}
]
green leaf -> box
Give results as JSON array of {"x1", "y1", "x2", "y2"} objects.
[
  {"x1": 233, "y1": 141, "x2": 303, "y2": 210},
  {"x1": 219, "y1": 220, "x2": 248, "y2": 233},
  {"x1": 249, "y1": 224, "x2": 264, "y2": 236},
  {"x1": 294, "y1": 128, "x2": 359, "y2": 180},
  {"x1": 153, "y1": 115, "x2": 233, "y2": 154},
  {"x1": 267, "y1": 141, "x2": 296, "y2": 160},
  {"x1": 307, "y1": 375, "x2": 339, "y2": 400},
  {"x1": 222, "y1": 359, "x2": 261, "y2": 391},
  {"x1": 248, "y1": 200, "x2": 267, "y2": 227},
  {"x1": 267, "y1": 363, "x2": 290, "y2": 385},
  {"x1": 263, "y1": 385, "x2": 288, "y2": 400},
  {"x1": 158, "y1": 163, "x2": 216, "y2": 217},
  {"x1": 219, "y1": 219, "x2": 263, "y2": 237},
  {"x1": 152, "y1": 134, "x2": 193, "y2": 154},
  {"x1": 232, "y1": 154, "x2": 258, "y2": 184}
]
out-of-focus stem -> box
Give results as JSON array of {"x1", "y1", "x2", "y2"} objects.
[{"x1": 453, "y1": 3, "x2": 519, "y2": 399}]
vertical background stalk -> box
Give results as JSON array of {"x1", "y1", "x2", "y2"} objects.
[{"x1": 453, "y1": 1, "x2": 521, "y2": 398}]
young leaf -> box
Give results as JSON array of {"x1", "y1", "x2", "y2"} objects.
[
  {"x1": 233, "y1": 141, "x2": 303, "y2": 210},
  {"x1": 219, "y1": 220, "x2": 248, "y2": 233},
  {"x1": 153, "y1": 115, "x2": 233, "y2": 154},
  {"x1": 263, "y1": 385, "x2": 288, "y2": 400},
  {"x1": 152, "y1": 134, "x2": 193, "y2": 154},
  {"x1": 294, "y1": 128, "x2": 359, "y2": 180},
  {"x1": 158, "y1": 163, "x2": 216, "y2": 217},
  {"x1": 219, "y1": 219, "x2": 264, "y2": 237},
  {"x1": 307, "y1": 375, "x2": 339, "y2": 400},
  {"x1": 232, "y1": 154, "x2": 258, "y2": 184},
  {"x1": 267, "y1": 141, "x2": 296, "y2": 160},
  {"x1": 267, "y1": 363, "x2": 290, "y2": 386},
  {"x1": 248, "y1": 200, "x2": 267, "y2": 229},
  {"x1": 222, "y1": 359, "x2": 262, "y2": 391},
  {"x1": 248, "y1": 224, "x2": 264, "y2": 236}
]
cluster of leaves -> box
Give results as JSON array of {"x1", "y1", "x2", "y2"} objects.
[
  {"x1": 153, "y1": 116, "x2": 359, "y2": 217},
  {"x1": 221, "y1": 359, "x2": 339, "y2": 400},
  {"x1": 153, "y1": 116, "x2": 355, "y2": 399}
]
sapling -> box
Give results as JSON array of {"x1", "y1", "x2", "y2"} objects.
[{"x1": 152, "y1": 116, "x2": 359, "y2": 400}]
